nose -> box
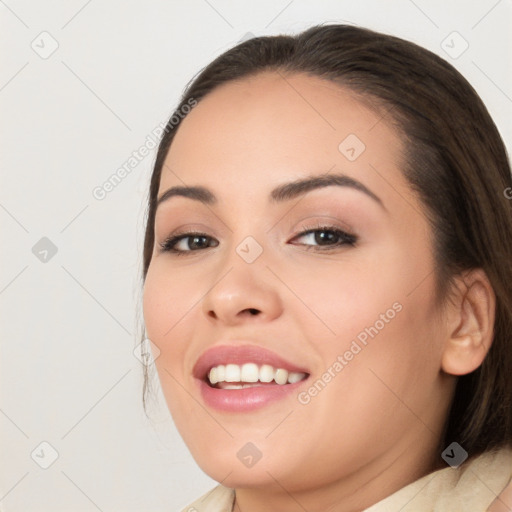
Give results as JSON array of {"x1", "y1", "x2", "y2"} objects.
[{"x1": 201, "y1": 244, "x2": 284, "y2": 326}]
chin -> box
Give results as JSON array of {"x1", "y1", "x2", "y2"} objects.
[{"x1": 200, "y1": 459, "x2": 288, "y2": 489}]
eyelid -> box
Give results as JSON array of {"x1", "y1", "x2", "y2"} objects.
[
  {"x1": 290, "y1": 214, "x2": 357, "y2": 237},
  {"x1": 155, "y1": 222, "x2": 214, "y2": 240}
]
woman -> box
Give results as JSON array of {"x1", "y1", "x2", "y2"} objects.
[{"x1": 141, "y1": 24, "x2": 512, "y2": 511}]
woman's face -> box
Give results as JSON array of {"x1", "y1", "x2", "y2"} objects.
[{"x1": 143, "y1": 72, "x2": 455, "y2": 498}]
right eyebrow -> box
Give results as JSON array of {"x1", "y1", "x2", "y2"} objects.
[{"x1": 156, "y1": 186, "x2": 216, "y2": 209}]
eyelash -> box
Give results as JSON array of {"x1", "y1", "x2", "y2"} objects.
[{"x1": 158, "y1": 224, "x2": 357, "y2": 256}]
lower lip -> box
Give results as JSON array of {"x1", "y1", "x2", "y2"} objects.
[{"x1": 197, "y1": 378, "x2": 308, "y2": 412}]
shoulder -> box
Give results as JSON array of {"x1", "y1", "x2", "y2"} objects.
[
  {"x1": 482, "y1": 445, "x2": 512, "y2": 511},
  {"x1": 365, "y1": 444, "x2": 512, "y2": 511},
  {"x1": 179, "y1": 485, "x2": 235, "y2": 512}
]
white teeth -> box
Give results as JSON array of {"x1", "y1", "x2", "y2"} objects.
[
  {"x1": 209, "y1": 366, "x2": 218, "y2": 385},
  {"x1": 259, "y1": 364, "x2": 274, "y2": 383},
  {"x1": 274, "y1": 369, "x2": 288, "y2": 385},
  {"x1": 240, "y1": 363, "x2": 259, "y2": 383},
  {"x1": 225, "y1": 364, "x2": 240, "y2": 382},
  {"x1": 207, "y1": 363, "x2": 307, "y2": 387},
  {"x1": 287, "y1": 371, "x2": 304, "y2": 384},
  {"x1": 208, "y1": 365, "x2": 225, "y2": 385}
]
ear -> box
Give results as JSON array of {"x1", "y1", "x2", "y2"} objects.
[{"x1": 441, "y1": 268, "x2": 496, "y2": 376}]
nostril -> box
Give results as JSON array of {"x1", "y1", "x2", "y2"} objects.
[{"x1": 247, "y1": 308, "x2": 259, "y2": 315}]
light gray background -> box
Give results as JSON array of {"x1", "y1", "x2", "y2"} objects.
[{"x1": 1, "y1": 1, "x2": 511, "y2": 511}]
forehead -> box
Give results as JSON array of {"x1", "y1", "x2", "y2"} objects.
[{"x1": 159, "y1": 71, "x2": 408, "y2": 210}]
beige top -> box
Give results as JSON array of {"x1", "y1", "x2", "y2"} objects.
[{"x1": 180, "y1": 445, "x2": 512, "y2": 511}]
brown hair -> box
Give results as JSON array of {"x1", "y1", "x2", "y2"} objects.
[{"x1": 140, "y1": 24, "x2": 512, "y2": 460}]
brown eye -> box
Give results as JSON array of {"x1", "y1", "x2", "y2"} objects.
[
  {"x1": 159, "y1": 233, "x2": 219, "y2": 254},
  {"x1": 291, "y1": 226, "x2": 357, "y2": 250}
]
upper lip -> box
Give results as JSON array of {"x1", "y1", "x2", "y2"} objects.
[{"x1": 193, "y1": 344, "x2": 310, "y2": 381}]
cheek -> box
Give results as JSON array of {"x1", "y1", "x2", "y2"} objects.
[
  {"x1": 142, "y1": 264, "x2": 198, "y2": 388},
  {"x1": 295, "y1": 243, "x2": 442, "y2": 391},
  {"x1": 299, "y1": 295, "x2": 441, "y2": 457},
  {"x1": 143, "y1": 262, "x2": 197, "y2": 340},
  {"x1": 322, "y1": 274, "x2": 443, "y2": 431},
  {"x1": 283, "y1": 252, "x2": 399, "y2": 345},
  {"x1": 142, "y1": 266, "x2": 199, "y2": 418}
]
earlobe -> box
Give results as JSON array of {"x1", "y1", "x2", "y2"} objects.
[{"x1": 441, "y1": 269, "x2": 496, "y2": 376}]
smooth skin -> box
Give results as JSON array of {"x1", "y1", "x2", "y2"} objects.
[{"x1": 143, "y1": 72, "x2": 495, "y2": 512}]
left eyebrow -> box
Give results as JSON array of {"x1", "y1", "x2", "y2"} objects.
[
  {"x1": 156, "y1": 172, "x2": 386, "y2": 211},
  {"x1": 269, "y1": 172, "x2": 385, "y2": 210}
]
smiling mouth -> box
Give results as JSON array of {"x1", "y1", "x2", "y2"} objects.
[{"x1": 207, "y1": 362, "x2": 309, "y2": 389}]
